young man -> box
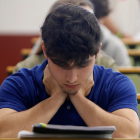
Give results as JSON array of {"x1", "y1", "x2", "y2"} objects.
[{"x1": 0, "y1": 3, "x2": 139, "y2": 138}]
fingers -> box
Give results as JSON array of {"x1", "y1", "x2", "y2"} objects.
[
  {"x1": 43, "y1": 65, "x2": 63, "y2": 96},
  {"x1": 85, "y1": 79, "x2": 94, "y2": 96},
  {"x1": 43, "y1": 65, "x2": 50, "y2": 77},
  {"x1": 43, "y1": 65, "x2": 53, "y2": 84},
  {"x1": 80, "y1": 72, "x2": 94, "y2": 96},
  {"x1": 89, "y1": 71, "x2": 93, "y2": 81}
]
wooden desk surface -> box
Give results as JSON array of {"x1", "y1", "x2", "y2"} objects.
[
  {"x1": 137, "y1": 93, "x2": 140, "y2": 100},
  {"x1": 31, "y1": 37, "x2": 38, "y2": 46},
  {"x1": 6, "y1": 66, "x2": 15, "y2": 72},
  {"x1": 21, "y1": 48, "x2": 31, "y2": 56},
  {"x1": 7, "y1": 66, "x2": 140, "y2": 75},
  {"x1": 137, "y1": 93, "x2": 140, "y2": 104},
  {"x1": 127, "y1": 49, "x2": 140, "y2": 56},
  {"x1": 121, "y1": 38, "x2": 140, "y2": 45},
  {"x1": 119, "y1": 66, "x2": 140, "y2": 74}
]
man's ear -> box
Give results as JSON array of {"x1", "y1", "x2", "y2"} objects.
[
  {"x1": 96, "y1": 43, "x2": 102, "y2": 58},
  {"x1": 42, "y1": 41, "x2": 48, "y2": 59}
]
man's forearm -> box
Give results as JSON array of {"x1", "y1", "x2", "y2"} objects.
[
  {"x1": 0, "y1": 93, "x2": 65, "y2": 138},
  {"x1": 70, "y1": 93, "x2": 139, "y2": 138}
]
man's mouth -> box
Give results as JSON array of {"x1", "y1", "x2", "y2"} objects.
[{"x1": 64, "y1": 84, "x2": 79, "y2": 89}]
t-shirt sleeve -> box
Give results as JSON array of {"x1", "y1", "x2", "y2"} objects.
[
  {"x1": 0, "y1": 73, "x2": 35, "y2": 112},
  {"x1": 107, "y1": 74, "x2": 138, "y2": 115}
]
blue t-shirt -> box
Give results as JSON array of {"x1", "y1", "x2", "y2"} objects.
[{"x1": 0, "y1": 60, "x2": 138, "y2": 126}]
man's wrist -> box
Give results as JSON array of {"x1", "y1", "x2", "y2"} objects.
[
  {"x1": 69, "y1": 91, "x2": 83, "y2": 101},
  {"x1": 51, "y1": 91, "x2": 67, "y2": 104}
]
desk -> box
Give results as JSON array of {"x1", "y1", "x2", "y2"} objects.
[
  {"x1": 119, "y1": 66, "x2": 140, "y2": 74},
  {"x1": 21, "y1": 48, "x2": 31, "y2": 60},
  {"x1": 121, "y1": 38, "x2": 140, "y2": 46},
  {"x1": 7, "y1": 66, "x2": 140, "y2": 75},
  {"x1": 127, "y1": 49, "x2": 140, "y2": 66},
  {"x1": 128, "y1": 50, "x2": 140, "y2": 56},
  {"x1": 121, "y1": 38, "x2": 140, "y2": 49},
  {"x1": 137, "y1": 94, "x2": 140, "y2": 104},
  {"x1": 31, "y1": 37, "x2": 38, "y2": 46},
  {"x1": 6, "y1": 66, "x2": 15, "y2": 75}
]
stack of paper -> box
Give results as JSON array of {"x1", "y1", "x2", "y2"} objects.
[{"x1": 18, "y1": 124, "x2": 116, "y2": 138}]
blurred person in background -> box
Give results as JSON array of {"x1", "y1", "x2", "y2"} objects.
[
  {"x1": 104, "y1": 0, "x2": 140, "y2": 39},
  {"x1": 90, "y1": 0, "x2": 131, "y2": 66}
]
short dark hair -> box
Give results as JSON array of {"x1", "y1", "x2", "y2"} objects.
[
  {"x1": 90, "y1": 0, "x2": 110, "y2": 19},
  {"x1": 41, "y1": 3, "x2": 101, "y2": 69}
]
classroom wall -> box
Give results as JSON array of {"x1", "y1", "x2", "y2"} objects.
[
  {"x1": 0, "y1": 0, "x2": 57, "y2": 34},
  {"x1": 0, "y1": 0, "x2": 57, "y2": 85}
]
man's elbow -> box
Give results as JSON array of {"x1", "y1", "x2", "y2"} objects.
[
  {"x1": 129, "y1": 123, "x2": 140, "y2": 138},
  {"x1": 0, "y1": 128, "x2": 17, "y2": 138},
  {"x1": 0, "y1": 120, "x2": 17, "y2": 138},
  {"x1": 113, "y1": 123, "x2": 140, "y2": 138}
]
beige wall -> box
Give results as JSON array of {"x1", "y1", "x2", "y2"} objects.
[{"x1": 0, "y1": 0, "x2": 57, "y2": 35}]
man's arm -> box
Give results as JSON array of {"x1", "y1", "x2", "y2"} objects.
[
  {"x1": 0, "y1": 65, "x2": 67, "y2": 138},
  {"x1": 0, "y1": 91, "x2": 66, "y2": 138},
  {"x1": 69, "y1": 90, "x2": 139, "y2": 138}
]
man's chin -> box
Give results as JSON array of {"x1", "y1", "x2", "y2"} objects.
[
  {"x1": 60, "y1": 85, "x2": 81, "y2": 95},
  {"x1": 63, "y1": 91, "x2": 78, "y2": 95},
  {"x1": 62, "y1": 88, "x2": 79, "y2": 95}
]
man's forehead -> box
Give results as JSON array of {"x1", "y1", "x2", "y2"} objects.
[{"x1": 67, "y1": 55, "x2": 95, "y2": 66}]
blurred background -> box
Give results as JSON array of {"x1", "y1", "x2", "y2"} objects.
[{"x1": 0, "y1": 0, "x2": 58, "y2": 85}]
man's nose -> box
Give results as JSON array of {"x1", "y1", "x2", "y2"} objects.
[{"x1": 66, "y1": 69, "x2": 77, "y2": 84}]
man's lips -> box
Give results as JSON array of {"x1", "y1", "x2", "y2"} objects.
[{"x1": 64, "y1": 84, "x2": 79, "y2": 88}]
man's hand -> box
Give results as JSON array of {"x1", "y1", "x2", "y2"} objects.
[
  {"x1": 43, "y1": 65, "x2": 67, "y2": 99},
  {"x1": 80, "y1": 72, "x2": 94, "y2": 97}
]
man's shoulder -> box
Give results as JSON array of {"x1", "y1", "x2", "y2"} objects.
[
  {"x1": 11, "y1": 65, "x2": 39, "y2": 83},
  {"x1": 94, "y1": 64, "x2": 115, "y2": 75},
  {"x1": 0, "y1": 60, "x2": 48, "y2": 111},
  {"x1": 94, "y1": 64, "x2": 128, "y2": 83},
  {"x1": 2, "y1": 67, "x2": 37, "y2": 90},
  {"x1": 93, "y1": 65, "x2": 137, "y2": 110},
  {"x1": 2, "y1": 60, "x2": 47, "y2": 90},
  {"x1": 94, "y1": 65, "x2": 135, "y2": 97}
]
